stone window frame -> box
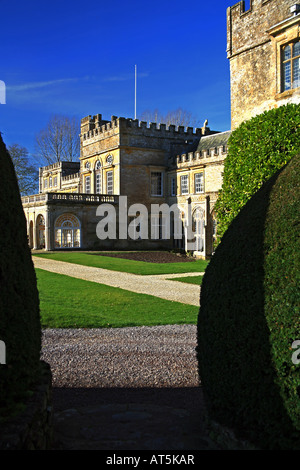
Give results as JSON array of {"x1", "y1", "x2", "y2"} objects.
[
  {"x1": 281, "y1": 40, "x2": 300, "y2": 92},
  {"x1": 95, "y1": 159, "x2": 102, "y2": 194},
  {"x1": 171, "y1": 176, "x2": 176, "y2": 196},
  {"x1": 95, "y1": 172, "x2": 101, "y2": 194},
  {"x1": 106, "y1": 170, "x2": 114, "y2": 195},
  {"x1": 180, "y1": 174, "x2": 189, "y2": 195},
  {"x1": 195, "y1": 172, "x2": 204, "y2": 194},
  {"x1": 85, "y1": 174, "x2": 91, "y2": 194},
  {"x1": 269, "y1": 16, "x2": 300, "y2": 100},
  {"x1": 151, "y1": 171, "x2": 164, "y2": 197}
]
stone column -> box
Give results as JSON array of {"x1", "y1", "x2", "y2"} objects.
[
  {"x1": 33, "y1": 211, "x2": 38, "y2": 249},
  {"x1": 45, "y1": 209, "x2": 50, "y2": 251}
]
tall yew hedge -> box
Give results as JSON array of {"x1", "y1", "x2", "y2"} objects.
[
  {"x1": 0, "y1": 135, "x2": 42, "y2": 418},
  {"x1": 215, "y1": 103, "x2": 300, "y2": 241},
  {"x1": 197, "y1": 152, "x2": 300, "y2": 449}
]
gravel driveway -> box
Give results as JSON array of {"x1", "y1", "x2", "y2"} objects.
[
  {"x1": 41, "y1": 325, "x2": 217, "y2": 450},
  {"x1": 41, "y1": 324, "x2": 199, "y2": 393}
]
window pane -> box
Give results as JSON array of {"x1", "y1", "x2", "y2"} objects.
[
  {"x1": 62, "y1": 229, "x2": 73, "y2": 248},
  {"x1": 96, "y1": 172, "x2": 101, "y2": 193},
  {"x1": 171, "y1": 177, "x2": 176, "y2": 196},
  {"x1": 283, "y1": 61, "x2": 291, "y2": 90},
  {"x1": 195, "y1": 173, "x2": 204, "y2": 193},
  {"x1": 283, "y1": 45, "x2": 291, "y2": 61},
  {"x1": 85, "y1": 176, "x2": 91, "y2": 193},
  {"x1": 293, "y1": 57, "x2": 300, "y2": 88},
  {"x1": 107, "y1": 171, "x2": 113, "y2": 194},
  {"x1": 74, "y1": 229, "x2": 80, "y2": 247},
  {"x1": 151, "y1": 172, "x2": 163, "y2": 196},
  {"x1": 181, "y1": 175, "x2": 189, "y2": 195},
  {"x1": 293, "y1": 41, "x2": 300, "y2": 58},
  {"x1": 55, "y1": 229, "x2": 61, "y2": 248}
]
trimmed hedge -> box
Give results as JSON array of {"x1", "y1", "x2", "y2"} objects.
[
  {"x1": 0, "y1": 135, "x2": 42, "y2": 418},
  {"x1": 215, "y1": 103, "x2": 300, "y2": 241},
  {"x1": 197, "y1": 154, "x2": 300, "y2": 449}
]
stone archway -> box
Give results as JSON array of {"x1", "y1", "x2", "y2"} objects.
[{"x1": 54, "y1": 213, "x2": 81, "y2": 249}]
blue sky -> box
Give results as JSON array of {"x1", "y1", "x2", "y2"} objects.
[{"x1": 0, "y1": 0, "x2": 234, "y2": 159}]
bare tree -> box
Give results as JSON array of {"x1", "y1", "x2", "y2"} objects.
[
  {"x1": 139, "y1": 108, "x2": 201, "y2": 128},
  {"x1": 35, "y1": 115, "x2": 80, "y2": 165},
  {"x1": 8, "y1": 144, "x2": 39, "y2": 195}
]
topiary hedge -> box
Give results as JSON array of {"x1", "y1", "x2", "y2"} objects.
[
  {"x1": 197, "y1": 154, "x2": 300, "y2": 450},
  {"x1": 215, "y1": 103, "x2": 300, "y2": 241},
  {"x1": 0, "y1": 135, "x2": 42, "y2": 418}
]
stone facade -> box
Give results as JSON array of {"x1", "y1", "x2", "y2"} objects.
[
  {"x1": 228, "y1": 0, "x2": 300, "y2": 129},
  {"x1": 39, "y1": 161, "x2": 80, "y2": 194},
  {"x1": 22, "y1": 116, "x2": 228, "y2": 258},
  {"x1": 22, "y1": 0, "x2": 300, "y2": 258}
]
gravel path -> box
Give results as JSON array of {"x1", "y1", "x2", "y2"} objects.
[
  {"x1": 41, "y1": 325, "x2": 217, "y2": 450},
  {"x1": 42, "y1": 325, "x2": 199, "y2": 392},
  {"x1": 33, "y1": 256, "x2": 202, "y2": 306}
]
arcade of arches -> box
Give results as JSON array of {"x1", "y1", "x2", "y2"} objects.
[{"x1": 27, "y1": 213, "x2": 81, "y2": 250}]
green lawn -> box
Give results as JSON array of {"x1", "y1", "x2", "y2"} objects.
[
  {"x1": 168, "y1": 275, "x2": 204, "y2": 285},
  {"x1": 36, "y1": 268, "x2": 199, "y2": 328},
  {"x1": 33, "y1": 251, "x2": 208, "y2": 275}
]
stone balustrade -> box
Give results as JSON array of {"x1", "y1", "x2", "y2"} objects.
[{"x1": 22, "y1": 192, "x2": 118, "y2": 207}]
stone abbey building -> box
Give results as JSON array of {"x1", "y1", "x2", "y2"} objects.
[{"x1": 22, "y1": 0, "x2": 300, "y2": 258}]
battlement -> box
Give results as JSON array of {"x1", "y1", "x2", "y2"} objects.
[
  {"x1": 173, "y1": 145, "x2": 228, "y2": 168},
  {"x1": 171, "y1": 130, "x2": 231, "y2": 167},
  {"x1": 80, "y1": 114, "x2": 211, "y2": 143},
  {"x1": 40, "y1": 161, "x2": 80, "y2": 173}
]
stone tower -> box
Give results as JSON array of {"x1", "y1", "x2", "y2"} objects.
[{"x1": 227, "y1": 0, "x2": 300, "y2": 128}]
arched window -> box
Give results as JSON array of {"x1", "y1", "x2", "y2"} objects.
[
  {"x1": 95, "y1": 160, "x2": 101, "y2": 194},
  {"x1": 54, "y1": 213, "x2": 81, "y2": 248},
  {"x1": 282, "y1": 40, "x2": 300, "y2": 91},
  {"x1": 192, "y1": 207, "x2": 205, "y2": 253}
]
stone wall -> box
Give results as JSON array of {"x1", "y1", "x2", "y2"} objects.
[
  {"x1": 227, "y1": 0, "x2": 300, "y2": 128},
  {"x1": 0, "y1": 361, "x2": 53, "y2": 450}
]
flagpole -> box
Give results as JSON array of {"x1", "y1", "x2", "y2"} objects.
[{"x1": 134, "y1": 65, "x2": 137, "y2": 120}]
